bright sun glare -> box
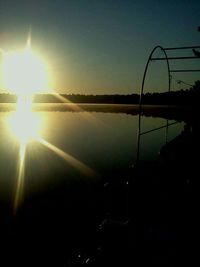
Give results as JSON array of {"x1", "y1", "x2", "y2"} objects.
[
  {"x1": 3, "y1": 38, "x2": 48, "y2": 95},
  {"x1": 4, "y1": 37, "x2": 47, "y2": 144},
  {"x1": 3, "y1": 36, "x2": 96, "y2": 212},
  {"x1": 7, "y1": 96, "x2": 42, "y2": 144},
  {"x1": 3, "y1": 37, "x2": 48, "y2": 211}
]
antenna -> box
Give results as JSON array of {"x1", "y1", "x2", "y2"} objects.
[{"x1": 176, "y1": 80, "x2": 192, "y2": 87}]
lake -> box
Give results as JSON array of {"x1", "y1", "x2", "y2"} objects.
[
  {"x1": 0, "y1": 104, "x2": 184, "y2": 200},
  {"x1": 0, "y1": 104, "x2": 185, "y2": 265}
]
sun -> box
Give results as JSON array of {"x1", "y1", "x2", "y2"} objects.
[{"x1": 2, "y1": 37, "x2": 49, "y2": 95}]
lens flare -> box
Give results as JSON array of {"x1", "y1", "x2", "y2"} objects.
[
  {"x1": 37, "y1": 137, "x2": 98, "y2": 178},
  {"x1": 6, "y1": 95, "x2": 43, "y2": 212},
  {"x1": 2, "y1": 37, "x2": 49, "y2": 95},
  {"x1": 4, "y1": 36, "x2": 97, "y2": 213}
]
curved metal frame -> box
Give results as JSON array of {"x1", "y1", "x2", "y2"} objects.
[
  {"x1": 139, "y1": 45, "x2": 171, "y2": 107},
  {"x1": 136, "y1": 45, "x2": 200, "y2": 163},
  {"x1": 137, "y1": 46, "x2": 171, "y2": 162}
]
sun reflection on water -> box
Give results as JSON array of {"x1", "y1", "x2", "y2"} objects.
[
  {"x1": 8, "y1": 96, "x2": 42, "y2": 144},
  {"x1": 7, "y1": 95, "x2": 97, "y2": 213},
  {"x1": 4, "y1": 35, "x2": 97, "y2": 212},
  {"x1": 6, "y1": 95, "x2": 42, "y2": 212}
]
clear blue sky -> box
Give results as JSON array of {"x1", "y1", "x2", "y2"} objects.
[{"x1": 0, "y1": 0, "x2": 200, "y2": 94}]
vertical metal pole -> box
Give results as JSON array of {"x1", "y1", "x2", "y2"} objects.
[
  {"x1": 160, "y1": 48, "x2": 171, "y2": 144},
  {"x1": 165, "y1": 74, "x2": 171, "y2": 144}
]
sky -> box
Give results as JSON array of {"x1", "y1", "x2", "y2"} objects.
[{"x1": 0, "y1": 0, "x2": 200, "y2": 94}]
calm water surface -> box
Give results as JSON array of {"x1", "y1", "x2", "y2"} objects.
[{"x1": 0, "y1": 105, "x2": 184, "y2": 201}]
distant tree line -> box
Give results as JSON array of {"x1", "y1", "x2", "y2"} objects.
[
  {"x1": 0, "y1": 94, "x2": 17, "y2": 103},
  {"x1": 141, "y1": 80, "x2": 200, "y2": 106},
  {"x1": 0, "y1": 80, "x2": 200, "y2": 105},
  {"x1": 33, "y1": 94, "x2": 139, "y2": 104},
  {"x1": 0, "y1": 93, "x2": 139, "y2": 104}
]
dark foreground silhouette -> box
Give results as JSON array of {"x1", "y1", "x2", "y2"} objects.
[{"x1": 132, "y1": 114, "x2": 200, "y2": 266}]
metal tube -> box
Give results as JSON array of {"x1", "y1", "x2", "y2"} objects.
[
  {"x1": 140, "y1": 121, "x2": 179, "y2": 136},
  {"x1": 163, "y1": 46, "x2": 200, "y2": 50},
  {"x1": 170, "y1": 69, "x2": 200, "y2": 72},
  {"x1": 151, "y1": 56, "x2": 199, "y2": 60}
]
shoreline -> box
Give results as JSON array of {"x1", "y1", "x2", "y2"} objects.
[
  {"x1": 0, "y1": 103, "x2": 193, "y2": 122},
  {"x1": 0, "y1": 102, "x2": 191, "y2": 111}
]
